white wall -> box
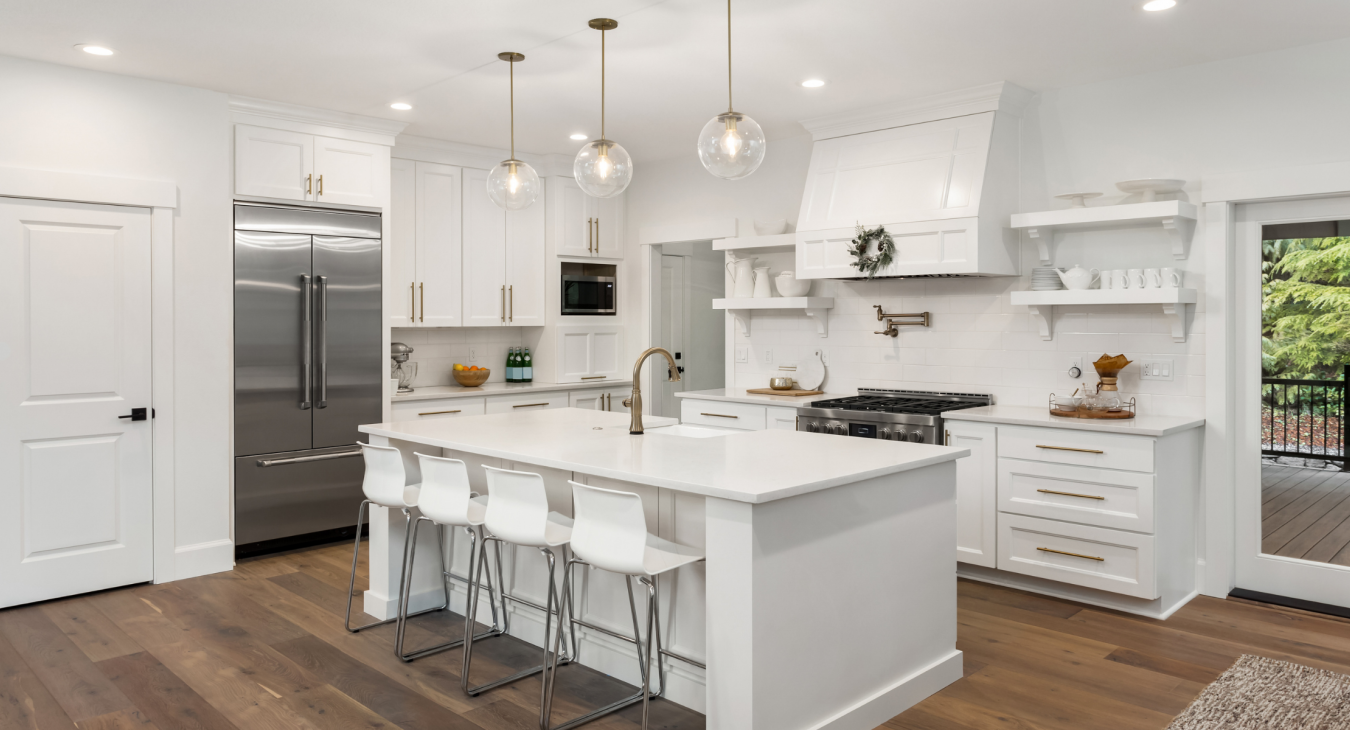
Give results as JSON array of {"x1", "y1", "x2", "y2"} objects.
[
  {"x1": 626, "y1": 37, "x2": 1350, "y2": 419},
  {"x1": 0, "y1": 55, "x2": 234, "y2": 578}
]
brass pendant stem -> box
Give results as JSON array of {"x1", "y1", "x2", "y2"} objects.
[
  {"x1": 727, "y1": 0, "x2": 733, "y2": 113},
  {"x1": 601, "y1": 28, "x2": 606, "y2": 141},
  {"x1": 509, "y1": 59, "x2": 515, "y2": 159}
]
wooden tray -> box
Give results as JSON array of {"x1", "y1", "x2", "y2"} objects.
[
  {"x1": 1049, "y1": 408, "x2": 1136, "y2": 420},
  {"x1": 746, "y1": 388, "x2": 824, "y2": 397}
]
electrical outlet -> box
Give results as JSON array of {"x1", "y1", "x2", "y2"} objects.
[
  {"x1": 1139, "y1": 359, "x2": 1174, "y2": 381},
  {"x1": 763, "y1": 348, "x2": 773, "y2": 364},
  {"x1": 734, "y1": 345, "x2": 749, "y2": 363},
  {"x1": 469, "y1": 348, "x2": 478, "y2": 362}
]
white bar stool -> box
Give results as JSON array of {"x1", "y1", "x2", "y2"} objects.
[
  {"x1": 393, "y1": 452, "x2": 507, "y2": 662},
  {"x1": 462, "y1": 465, "x2": 577, "y2": 718},
  {"x1": 542, "y1": 481, "x2": 705, "y2": 730},
  {"x1": 345, "y1": 442, "x2": 450, "y2": 642}
]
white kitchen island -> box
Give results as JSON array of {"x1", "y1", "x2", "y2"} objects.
[{"x1": 358, "y1": 407, "x2": 969, "y2": 730}]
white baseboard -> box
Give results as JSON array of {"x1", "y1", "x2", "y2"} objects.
[
  {"x1": 173, "y1": 539, "x2": 234, "y2": 581},
  {"x1": 957, "y1": 564, "x2": 1198, "y2": 620},
  {"x1": 810, "y1": 650, "x2": 963, "y2": 730}
]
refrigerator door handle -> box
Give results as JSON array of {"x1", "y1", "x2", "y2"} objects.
[
  {"x1": 316, "y1": 275, "x2": 328, "y2": 409},
  {"x1": 300, "y1": 273, "x2": 313, "y2": 410}
]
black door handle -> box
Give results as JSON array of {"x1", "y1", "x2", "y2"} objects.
[
  {"x1": 118, "y1": 408, "x2": 148, "y2": 422},
  {"x1": 677, "y1": 366, "x2": 685, "y2": 373}
]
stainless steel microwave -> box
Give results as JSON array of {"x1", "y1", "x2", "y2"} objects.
[{"x1": 561, "y1": 274, "x2": 616, "y2": 315}]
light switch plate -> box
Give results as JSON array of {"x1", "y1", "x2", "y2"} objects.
[
  {"x1": 1139, "y1": 359, "x2": 1174, "y2": 381},
  {"x1": 763, "y1": 348, "x2": 773, "y2": 364},
  {"x1": 734, "y1": 345, "x2": 749, "y2": 363}
]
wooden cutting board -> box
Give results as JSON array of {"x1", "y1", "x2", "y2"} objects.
[{"x1": 745, "y1": 388, "x2": 824, "y2": 397}]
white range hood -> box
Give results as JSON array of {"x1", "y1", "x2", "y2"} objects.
[{"x1": 794, "y1": 82, "x2": 1032, "y2": 279}]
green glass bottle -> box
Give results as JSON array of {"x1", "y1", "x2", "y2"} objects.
[
  {"x1": 505, "y1": 347, "x2": 517, "y2": 383},
  {"x1": 512, "y1": 347, "x2": 522, "y2": 383},
  {"x1": 522, "y1": 348, "x2": 533, "y2": 383}
]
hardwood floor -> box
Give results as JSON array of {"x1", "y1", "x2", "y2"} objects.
[
  {"x1": 4, "y1": 541, "x2": 1350, "y2": 730},
  {"x1": 1262, "y1": 463, "x2": 1350, "y2": 565}
]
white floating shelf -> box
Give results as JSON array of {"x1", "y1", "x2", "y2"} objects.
[
  {"x1": 712, "y1": 232, "x2": 796, "y2": 252},
  {"x1": 1010, "y1": 288, "x2": 1198, "y2": 342},
  {"x1": 1011, "y1": 200, "x2": 1198, "y2": 264},
  {"x1": 713, "y1": 297, "x2": 834, "y2": 337}
]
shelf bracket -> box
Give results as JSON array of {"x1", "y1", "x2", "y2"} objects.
[
  {"x1": 1162, "y1": 302, "x2": 1189, "y2": 342},
  {"x1": 804, "y1": 308, "x2": 829, "y2": 338},
  {"x1": 1026, "y1": 228, "x2": 1052, "y2": 264},
  {"x1": 729, "y1": 310, "x2": 751, "y2": 338},
  {"x1": 1028, "y1": 304, "x2": 1054, "y2": 340},
  {"x1": 1160, "y1": 216, "x2": 1196, "y2": 260}
]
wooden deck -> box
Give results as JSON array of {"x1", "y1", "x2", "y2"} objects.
[
  {"x1": 1262, "y1": 464, "x2": 1350, "y2": 565},
  {"x1": 5, "y1": 541, "x2": 1350, "y2": 730}
]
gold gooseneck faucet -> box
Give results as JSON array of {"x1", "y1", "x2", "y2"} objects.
[{"x1": 623, "y1": 347, "x2": 681, "y2": 434}]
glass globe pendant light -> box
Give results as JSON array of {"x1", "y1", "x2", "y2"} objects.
[
  {"x1": 573, "y1": 18, "x2": 633, "y2": 198},
  {"x1": 486, "y1": 52, "x2": 540, "y2": 210},
  {"x1": 698, "y1": 0, "x2": 766, "y2": 180}
]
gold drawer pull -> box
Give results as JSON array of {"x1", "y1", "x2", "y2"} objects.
[
  {"x1": 1037, "y1": 547, "x2": 1104, "y2": 562},
  {"x1": 419, "y1": 410, "x2": 462, "y2": 416},
  {"x1": 701, "y1": 412, "x2": 739, "y2": 419},
  {"x1": 1036, "y1": 445, "x2": 1105, "y2": 454},
  {"x1": 1036, "y1": 489, "x2": 1105, "y2": 500},
  {"x1": 513, "y1": 402, "x2": 550, "y2": 409},
  {"x1": 581, "y1": 376, "x2": 607, "y2": 380}
]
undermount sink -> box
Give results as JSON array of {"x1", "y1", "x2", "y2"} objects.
[{"x1": 646, "y1": 424, "x2": 732, "y2": 439}]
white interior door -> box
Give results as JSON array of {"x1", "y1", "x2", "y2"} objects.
[
  {"x1": 659, "y1": 255, "x2": 687, "y2": 417},
  {"x1": 1235, "y1": 195, "x2": 1350, "y2": 608},
  {"x1": 0, "y1": 198, "x2": 154, "y2": 608}
]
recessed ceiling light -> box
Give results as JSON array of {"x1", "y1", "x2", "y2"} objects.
[
  {"x1": 79, "y1": 45, "x2": 114, "y2": 56},
  {"x1": 390, "y1": 102, "x2": 412, "y2": 111},
  {"x1": 801, "y1": 79, "x2": 825, "y2": 88},
  {"x1": 1143, "y1": 0, "x2": 1177, "y2": 10},
  {"x1": 570, "y1": 133, "x2": 588, "y2": 141}
]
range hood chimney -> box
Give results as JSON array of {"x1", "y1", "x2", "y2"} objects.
[{"x1": 794, "y1": 82, "x2": 1033, "y2": 279}]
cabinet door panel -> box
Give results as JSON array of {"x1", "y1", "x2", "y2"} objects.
[
  {"x1": 592, "y1": 194, "x2": 623, "y2": 258},
  {"x1": 506, "y1": 189, "x2": 546, "y2": 325},
  {"x1": 554, "y1": 177, "x2": 591, "y2": 257},
  {"x1": 462, "y1": 168, "x2": 506, "y2": 326},
  {"x1": 235, "y1": 125, "x2": 313, "y2": 201},
  {"x1": 313, "y1": 136, "x2": 387, "y2": 208},
  {"x1": 589, "y1": 327, "x2": 625, "y2": 379},
  {"x1": 569, "y1": 390, "x2": 604, "y2": 410},
  {"x1": 390, "y1": 158, "x2": 417, "y2": 327},
  {"x1": 948, "y1": 421, "x2": 997, "y2": 568},
  {"x1": 417, "y1": 162, "x2": 463, "y2": 327}
]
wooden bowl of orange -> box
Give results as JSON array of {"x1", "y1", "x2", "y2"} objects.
[{"x1": 452, "y1": 365, "x2": 490, "y2": 387}]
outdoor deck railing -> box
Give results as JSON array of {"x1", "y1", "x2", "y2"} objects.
[{"x1": 1262, "y1": 365, "x2": 1348, "y2": 469}]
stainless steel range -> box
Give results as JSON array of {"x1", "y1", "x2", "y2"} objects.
[{"x1": 797, "y1": 389, "x2": 993, "y2": 444}]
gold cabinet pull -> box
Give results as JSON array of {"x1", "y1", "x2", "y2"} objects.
[
  {"x1": 1036, "y1": 445, "x2": 1105, "y2": 454},
  {"x1": 945, "y1": 430, "x2": 951, "y2": 446},
  {"x1": 587, "y1": 217, "x2": 593, "y2": 253},
  {"x1": 419, "y1": 282, "x2": 425, "y2": 322},
  {"x1": 509, "y1": 285, "x2": 513, "y2": 322},
  {"x1": 1036, "y1": 488, "x2": 1106, "y2": 500},
  {"x1": 410, "y1": 282, "x2": 415, "y2": 321},
  {"x1": 1036, "y1": 547, "x2": 1105, "y2": 562},
  {"x1": 418, "y1": 409, "x2": 461, "y2": 416},
  {"x1": 594, "y1": 218, "x2": 599, "y2": 253},
  {"x1": 605, "y1": 393, "x2": 611, "y2": 411},
  {"x1": 307, "y1": 174, "x2": 313, "y2": 195},
  {"x1": 501, "y1": 285, "x2": 506, "y2": 323},
  {"x1": 581, "y1": 375, "x2": 607, "y2": 380},
  {"x1": 316, "y1": 174, "x2": 324, "y2": 196},
  {"x1": 701, "y1": 412, "x2": 739, "y2": 419},
  {"x1": 513, "y1": 402, "x2": 550, "y2": 409}
]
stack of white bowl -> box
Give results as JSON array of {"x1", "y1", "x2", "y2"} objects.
[{"x1": 1031, "y1": 267, "x2": 1063, "y2": 291}]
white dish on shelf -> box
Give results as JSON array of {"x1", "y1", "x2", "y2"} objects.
[
  {"x1": 1054, "y1": 192, "x2": 1102, "y2": 208},
  {"x1": 754, "y1": 219, "x2": 788, "y2": 236},
  {"x1": 1116, "y1": 179, "x2": 1186, "y2": 203}
]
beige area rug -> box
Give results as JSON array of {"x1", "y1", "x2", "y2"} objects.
[{"x1": 1168, "y1": 654, "x2": 1350, "y2": 729}]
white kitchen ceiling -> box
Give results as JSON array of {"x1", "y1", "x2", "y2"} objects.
[{"x1": 5, "y1": 0, "x2": 1350, "y2": 161}]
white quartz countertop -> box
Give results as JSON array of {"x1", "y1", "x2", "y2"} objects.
[
  {"x1": 359, "y1": 408, "x2": 968, "y2": 504},
  {"x1": 674, "y1": 388, "x2": 849, "y2": 407},
  {"x1": 392, "y1": 380, "x2": 631, "y2": 403},
  {"x1": 944, "y1": 405, "x2": 1205, "y2": 437}
]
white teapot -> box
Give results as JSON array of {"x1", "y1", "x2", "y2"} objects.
[{"x1": 1055, "y1": 264, "x2": 1100, "y2": 291}]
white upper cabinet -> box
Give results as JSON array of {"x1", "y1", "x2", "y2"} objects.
[
  {"x1": 463, "y1": 168, "x2": 547, "y2": 326},
  {"x1": 235, "y1": 126, "x2": 313, "y2": 201},
  {"x1": 556, "y1": 325, "x2": 624, "y2": 383},
  {"x1": 234, "y1": 124, "x2": 388, "y2": 207},
  {"x1": 552, "y1": 176, "x2": 623, "y2": 258},
  {"x1": 390, "y1": 160, "x2": 463, "y2": 327}
]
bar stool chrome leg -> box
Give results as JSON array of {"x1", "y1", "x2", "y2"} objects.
[
  {"x1": 394, "y1": 519, "x2": 505, "y2": 661},
  {"x1": 345, "y1": 500, "x2": 446, "y2": 633},
  {"x1": 461, "y1": 537, "x2": 573, "y2": 697}
]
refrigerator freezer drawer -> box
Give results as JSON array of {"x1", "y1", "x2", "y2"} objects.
[{"x1": 234, "y1": 446, "x2": 365, "y2": 545}]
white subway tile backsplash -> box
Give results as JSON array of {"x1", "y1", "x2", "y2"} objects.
[{"x1": 392, "y1": 327, "x2": 527, "y2": 386}]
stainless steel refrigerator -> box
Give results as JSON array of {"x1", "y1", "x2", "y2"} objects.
[{"x1": 233, "y1": 204, "x2": 382, "y2": 555}]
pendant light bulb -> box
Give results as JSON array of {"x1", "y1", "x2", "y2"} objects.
[
  {"x1": 574, "y1": 19, "x2": 633, "y2": 198},
  {"x1": 698, "y1": 0, "x2": 766, "y2": 180},
  {"x1": 487, "y1": 52, "x2": 540, "y2": 211}
]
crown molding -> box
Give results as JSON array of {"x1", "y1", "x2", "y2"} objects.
[
  {"x1": 799, "y1": 81, "x2": 1036, "y2": 141},
  {"x1": 229, "y1": 96, "x2": 407, "y2": 145}
]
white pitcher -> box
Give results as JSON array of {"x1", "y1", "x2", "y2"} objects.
[
  {"x1": 752, "y1": 267, "x2": 773, "y2": 298},
  {"x1": 726, "y1": 255, "x2": 757, "y2": 298}
]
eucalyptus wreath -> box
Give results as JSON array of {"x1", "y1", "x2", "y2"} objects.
[{"x1": 848, "y1": 224, "x2": 895, "y2": 278}]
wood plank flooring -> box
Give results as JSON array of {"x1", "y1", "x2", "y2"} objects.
[
  {"x1": 3, "y1": 541, "x2": 1350, "y2": 730},
  {"x1": 1262, "y1": 464, "x2": 1350, "y2": 564}
]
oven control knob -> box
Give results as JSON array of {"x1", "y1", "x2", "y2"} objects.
[
  {"x1": 832, "y1": 423, "x2": 845, "y2": 435},
  {"x1": 880, "y1": 428, "x2": 891, "y2": 440},
  {"x1": 909, "y1": 431, "x2": 925, "y2": 443},
  {"x1": 808, "y1": 422, "x2": 819, "y2": 433}
]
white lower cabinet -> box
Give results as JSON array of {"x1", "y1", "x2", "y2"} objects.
[
  {"x1": 997, "y1": 513, "x2": 1157, "y2": 600},
  {"x1": 679, "y1": 399, "x2": 765, "y2": 430},
  {"x1": 569, "y1": 387, "x2": 630, "y2": 413},
  {"x1": 485, "y1": 391, "x2": 570, "y2": 415},
  {"x1": 765, "y1": 406, "x2": 798, "y2": 431},
  {"x1": 948, "y1": 421, "x2": 997, "y2": 569},
  {"x1": 391, "y1": 398, "x2": 486, "y2": 422}
]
